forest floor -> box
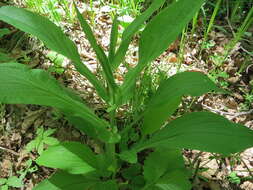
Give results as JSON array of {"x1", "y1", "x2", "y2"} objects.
[{"x1": 0, "y1": 1, "x2": 253, "y2": 190}]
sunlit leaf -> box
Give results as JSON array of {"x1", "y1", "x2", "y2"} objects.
[
  {"x1": 0, "y1": 6, "x2": 108, "y2": 101},
  {"x1": 136, "y1": 112, "x2": 253, "y2": 155},
  {"x1": 36, "y1": 142, "x2": 97, "y2": 174},
  {"x1": 0, "y1": 63, "x2": 116, "y2": 143},
  {"x1": 120, "y1": 0, "x2": 205, "y2": 104},
  {"x1": 142, "y1": 71, "x2": 222, "y2": 135},
  {"x1": 112, "y1": 0, "x2": 166, "y2": 69}
]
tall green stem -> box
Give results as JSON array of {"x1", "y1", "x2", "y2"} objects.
[{"x1": 106, "y1": 89, "x2": 118, "y2": 177}]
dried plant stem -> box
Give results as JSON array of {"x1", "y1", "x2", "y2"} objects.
[
  {"x1": 202, "y1": 104, "x2": 253, "y2": 119},
  {"x1": 0, "y1": 145, "x2": 19, "y2": 156}
]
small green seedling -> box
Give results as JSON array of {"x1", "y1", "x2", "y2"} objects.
[
  {"x1": 202, "y1": 40, "x2": 215, "y2": 49},
  {"x1": 46, "y1": 51, "x2": 65, "y2": 74},
  {"x1": 26, "y1": 127, "x2": 59, "y2": 155},
  {"x1": 0, "y1": 159, "x2": 38, "y2": 190},
  {"x1": 17, "y1": 159, "x2": 38, "y2": 180},
  {"x1": 240, "y1": 90, "x2": 253, "y2": 110},
  {"x1": 0, "y1": 176, "x2": 23, "y2": 190},
  {"x1": 209, "y1": 69, "x2": 229, "y2": 88},
  {"x1": 228, "y1": 171, "x2": 241, "y2": 185}
]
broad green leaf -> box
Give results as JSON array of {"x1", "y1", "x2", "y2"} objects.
[
  {"x1": 46, "y1": 51, "x2": 65, "y2": 66},
  {"x1": 142, "y1": 71, "x2": 222, "y2": 135},
  {"x1": 43, "y1": 128, "x2": 57, "y2": 137},
  {"x1": 130, "y1": 175, "x2": 146, "y2": 189},
  {"x1": 74, "y1": 5, "x2": 117, "y2": 91},
  {"x1": 0, "y1": 178, "x2": 7, "y2": 185},
  {"x1": 144, "y1": 150, "x2": 170, "y2": 183},
  {"x1": 0, "y1": 52, "x2": 14, "y2": 63},
  {"x1": 33, "y1": 171, "x2": 98, "y2": 190},
  {"x1": 36, "y1": 142, "x2": 112, "y2": 177},
  {"x1": 64, "y1": 115, "x2": 120, "y2": 143},
  {"x1": 136, "y1": 112, "x2": 253, "y2": 155},
  {"x1": 94, "y1": 154, "x2": 114, "y2": 177},
  {"x1": 1, "y1": 185, "x2": 8, "y2": 190},
  {"x1": 112, "y1": 0, "x2": 166, "y2": 69},
  {"x1": 109, "y1": 16, "x2": 119, "y2": 62},
  {"x1": 155, "y1": 170, "x2": 191, "y2": 190},
  {"x1": 0, "y1": 6, "x2": 76, "y2": 61},
  {"x1": 144, "y1": 149, "x2": 191, "y2": 190},
  {"x1": 25, "y1": 140, "x2": 36, "y2": 152},
  {"x1": 43, "y1": 137, "x2": 59, "y2": 146},
  {"x1": 119, "y1": 150, "x2": 138, "y2": 164},
  {"x1": 37, "y1": 143, "x2": 44, "y2": 155},
  {"x1": 122, "y1": 163, "x2": 142, "y2": 180},
  {"x1": 91, "y1": 180, "x2": 118, "y2": 190},
  {"x1": 6, "y1": 176, "x2": 23, "y2": 188},
  {"x1": 0, "y1": 28, "x2": 10, "y2": 38},
  {"x1": 146, "y1": 186, "x2": 161, "y2": 190},
  {"x1": 0, "y1": 6, "x2": 108, "y2": 101},
  {"x1": 143, "y1": 149, "x2": 185, "y2": 184},
  {"x1": 139, "y1": 0, "x2": 205, "y2": 64},
  {"x1": 36, "y1": 142, "x2": 96, "y2": 174},
  {"x1": 146, "y1": 171, "x2": 191, "y2": 190},
  {"x1": 0, "y1": 63, "x2": 91, "y2": 113},
  {"x1": 0, "y1": 63, "x2": 117, "y2": 143},
  {"x1": 120, "y1": 0, "x2": 205, "y2": 104}
]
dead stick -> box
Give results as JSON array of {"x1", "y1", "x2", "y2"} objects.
[
  {"x1": 0, "y1": 146, "x2": 19, "y2": 156},
  {"x1": 202, "y1": 104, "x2": 253, "y2": 119}
]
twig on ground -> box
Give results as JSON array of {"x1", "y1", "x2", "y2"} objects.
[
  {"x1": 241, "y1": 159, "x2": 253, "y2": 178},
  {"x1": 241, "y1": 47, "x2": 253, "y2": 57},
  {"x1": 246, "y1": 64, "x2": 253, "y2": 73},
  {"x1": 0, "y1": 145, "x2": 19, "y2": 156},
  {"x1": 202, "y1": 104, "x2": 253, "y2": 119}
]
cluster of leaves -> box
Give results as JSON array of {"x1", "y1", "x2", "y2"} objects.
[
  {"x1": 26, "y1": 127, "x2": 59, "y2": 155},
  {"x1": 0, "y1": 176, "x2": 23, "y2": 190},
  {"x1": 0, "y1": 0, "x2": 253, "y2": 189},
  {"x1": 0, "y1": 159, "x2": 38, "y2": 190}
]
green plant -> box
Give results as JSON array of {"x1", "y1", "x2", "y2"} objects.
[
  {"x1": 222, "y1": 5, "x2": 253, "y2": 63},
  {"x1": 0, "y1": 28, "x2": 13, "y2": 63},
  {"x1": 199, "y1": 0, "x2": 222, "y2": 55},
  {"x1": 230, "y1": 0, "x2": 242, "y2": 23},
  {"x1": 209, "y1": 69, "x2": 229, "y2": 88},
  {"x1": 228, "y1": 171, "x2": 241, "y2": 185},
  {"x1": 1, "y1": 0, "x2": 253, "y2": 189},
  {"x1": 24, "y1": 0, "x2": 75, "y2": 23},
  {"x1": 0, "y1": 176, "x2": 23, "y2": 190},
  {"x1": 190, "y1": 11, "x2": 199, "y2": 37},
  {"x1": 0, "y1": 52, "x2": 13, "y2": 63},
  {"x1": 240, "y1": 90, "x2": 253, "y2": 110},
  {"x1": 46, "y1": 51, "x2": 65, "y2": 74},
  {"x1": 26, "y1": 126, "x2": 59, "y2": 155},
  {"x1": 202, "y1": 39, "x2": 215, "y2": 49},
  {"x1": 0, "y1": 159, "x2": 38, "y2": 190},
  {"x1": 245, "y1": 92, "x2": 253, "y2": 103},
  {"x1": 103, "y1": 0, "x2": 144, "y2": 16},
  {"x1": 17, "y1": 159, "x2": 38, "y2": 179},
  {"x1": 0, "y1": 28, "x2": 10, "y2": 38}
]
